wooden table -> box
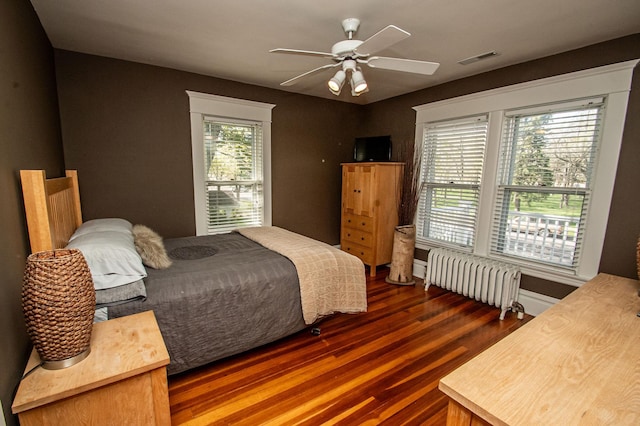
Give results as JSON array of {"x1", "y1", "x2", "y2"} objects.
[
  {"x1": 439, "y1": 273, "x2": 640, "y2": 425},
  {"x1": 12, "y1": 311, "x2": 171, "y2": 425}
]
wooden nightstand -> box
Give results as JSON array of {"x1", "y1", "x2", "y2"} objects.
[{"x1": 12, "y1": 310, "x2": 170, "y2": 425}]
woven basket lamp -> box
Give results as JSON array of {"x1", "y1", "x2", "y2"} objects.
[{"x1": 22, "y1": 249, "x2": 96, "y2": 370}]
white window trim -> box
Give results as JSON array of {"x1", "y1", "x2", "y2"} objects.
[
  {"x1": 413, "y1": 60, "x2": 638, "y2": 287},
  {"x1": 187, "y1": 91, "x2": 275, "y2": 235}
]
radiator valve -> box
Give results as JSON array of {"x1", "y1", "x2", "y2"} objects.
[{"x1": 512, "y1": 301, "x2": 525, "y2": 320}]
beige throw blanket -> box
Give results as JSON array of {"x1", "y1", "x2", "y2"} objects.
[{"x1": 238, "y1": 226, "x2": 367, "y2": 324}]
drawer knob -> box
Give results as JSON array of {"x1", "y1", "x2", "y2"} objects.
[
  {"x1": 361, "y1": 237, "x2": 365, "y2": 241},
  {"x1": 347, "y1": 233, "x2": 351, "y2": 237},
  {"x1": 361, "y1": 222, "x2": 366, "y2": 226}
]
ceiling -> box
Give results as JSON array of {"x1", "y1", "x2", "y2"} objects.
[{"x1": 30, "y1": 0, "x2": 640, "y2": 105}]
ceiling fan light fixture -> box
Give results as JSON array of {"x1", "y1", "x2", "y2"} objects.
[
  {"x1": 328, "y1": 70, "x2": 346, "y2": 95},
  {"x1": 271, "y1": 18, "x2": 439, "y2": 99},
  {"x1": 351, "y1": 70, "x2": 368, "y2": 94}
]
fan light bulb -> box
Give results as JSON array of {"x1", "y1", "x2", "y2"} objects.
[{"x1": 354, "y1": 81, "x2": 368, "y2": 93}]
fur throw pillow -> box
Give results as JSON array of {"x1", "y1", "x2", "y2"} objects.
[{"x1": 132, "y1": 224, "x2": 172, "y2": 269}]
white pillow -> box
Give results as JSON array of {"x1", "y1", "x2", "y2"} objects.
[
  {"x1": 66, "y1": 231, "x2": 147, "y2": 290},
  {"x1": 69, "y1": 218, "x2": 133, "y2": 241}
]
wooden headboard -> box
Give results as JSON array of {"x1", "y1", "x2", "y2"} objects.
[{"x1": 20, "y1": 170, "x2": 83, "y2": 253}]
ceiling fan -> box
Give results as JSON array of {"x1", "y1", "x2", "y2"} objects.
[{"x1": 270, "y1": 18, "x2": 440, "y2": 97}]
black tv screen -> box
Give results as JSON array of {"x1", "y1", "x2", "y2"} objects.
[{"x1": 354, "y1": 136, "x2": 392, "y2": 162}]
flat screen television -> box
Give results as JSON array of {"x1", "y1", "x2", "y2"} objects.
[{"x1": 353, "y1": 136, "x2": 392, "y2": 162}]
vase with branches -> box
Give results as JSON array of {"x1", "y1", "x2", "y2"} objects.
[{"x1": 386, "y1": 139, "x2": 423, "y2": 285}]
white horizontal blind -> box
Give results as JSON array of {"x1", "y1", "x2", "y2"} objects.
[
  {"x1": 490, "y1": 98, "x2": 604, "y2": 268},
  {"x1": 203, "y1": 118, "x2": 264, "y2": 234},
  {"x1": 417, "y1": 115, "x2": 488, "y2": 248}
]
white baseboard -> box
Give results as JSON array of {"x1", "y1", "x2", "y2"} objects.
[
  {"x1": 413, "y1": 259, "x2": 427, "y2": 281},
  {"x1": 517, "y1": 289, "x2": 559, "y2": 317}
]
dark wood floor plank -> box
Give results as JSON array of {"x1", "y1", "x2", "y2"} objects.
[{"x1": 169, "y1": 268, "x2": 532, "y2": 425}]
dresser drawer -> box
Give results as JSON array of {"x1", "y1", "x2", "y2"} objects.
[
  {"x1": 342, "y1": 228, "x2": 374, "y2": 248},
  {"x1": 342, "y1": 213, "x2": 374, "y2": 233},
  {"x1": 341, "y1": 241, "x2": 374, "y2": 264}
]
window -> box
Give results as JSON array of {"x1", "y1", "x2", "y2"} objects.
[
  {"x1": 203, "y1": 119, "x2": 263, "y2": 233},
  {"x1": 187, "y1": 91, "x2": 274, "y2": 235},
  {"x1": 414, "y1": 60, "x2": 636, "y2": 285},
  {"x1": 418, "y1": 115, "x2": 488, "y2": 248},
  {"x1": 491, "y1": 98, "x2": 603, "y2": 268}
]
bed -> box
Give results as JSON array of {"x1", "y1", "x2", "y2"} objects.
[{"x1": 20, "y1": 169, "x2": 367, "y2": 375}]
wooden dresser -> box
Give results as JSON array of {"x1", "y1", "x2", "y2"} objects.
[
  {"x1": 12, "y1": 311, "x2": 171, "y2": 426},
  {"x1": 340, "y1": 162, "x2": 403, "y2": 276},
  {"x1": 439, "y1": 273, "x2": 640, "y2": 425}
]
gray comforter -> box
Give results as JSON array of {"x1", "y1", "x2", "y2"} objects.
[{"x1": 108, "y1": 232, "x2": 306, "y2": 375}]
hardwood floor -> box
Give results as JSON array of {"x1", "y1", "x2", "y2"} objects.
[{"x1": 168, "y1": 268, "x2": 532, "y2": 425}]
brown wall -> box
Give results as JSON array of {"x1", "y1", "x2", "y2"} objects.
[
  {"x1": 362, "y1": 34, "x2": 640, "y2": 298},
  {"x1": 55, "y1": 36, "x2": 640, "y2": 299},
  {"x1": 0, "y1": 0, "x2": 65, "y2": 424},
  {"x1": 55, "y1": 51, "x2": 361, "y2": 243}
]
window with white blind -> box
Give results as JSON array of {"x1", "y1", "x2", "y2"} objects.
[
  {"x1": 490, "y1": 98, "x2": 603, "y2": 269},
  {"x1": 187, "y1": 91, "x2": 274, "y2": 235},
  {"x1": 413, "y1": 60, "x2": 636, "y2": 285},
  {"x1": 417, "y1": 115, "x2": 488, "y2": 248},
  {"x1": 203, "y1": 118, "x2": 263, "y2": 233}
]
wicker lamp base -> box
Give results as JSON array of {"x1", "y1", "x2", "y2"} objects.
[{"x1": 22, "y1": 249, "x2": 96, "y2": 369}]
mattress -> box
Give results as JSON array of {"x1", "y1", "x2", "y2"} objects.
[{"x1": 108, "y1": 232, "x2": 306, "y2": 375}]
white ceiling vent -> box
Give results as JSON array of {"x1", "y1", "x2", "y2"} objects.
[{"x1": 458, "y1": 51, "x2": 499, "y2": 65}]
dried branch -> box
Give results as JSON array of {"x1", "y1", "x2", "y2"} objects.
[{"x1": 398, "y1": 139, "x2": 424, "y2": 226}]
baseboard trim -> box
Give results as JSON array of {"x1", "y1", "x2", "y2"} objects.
[
  {"x1": 517, "y1": 289, "x2": 559, "y2": 317},
  {"x1": 413, "y1": 259, "x2": 427, "y2": 281}
]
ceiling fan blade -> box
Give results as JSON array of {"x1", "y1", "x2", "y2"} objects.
[
  {"x1": 270, "y1": 48, "x2": 335, "y2": 59},
  {"x1": 280, "y1": 63, "x2": 339, "y2": 86},
  {"x1": 366, "y1": 56, "x2": 440, "y2": 75},
  {"x1": 354, "y1": 25, "x2": 410, "y2": 56}
]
